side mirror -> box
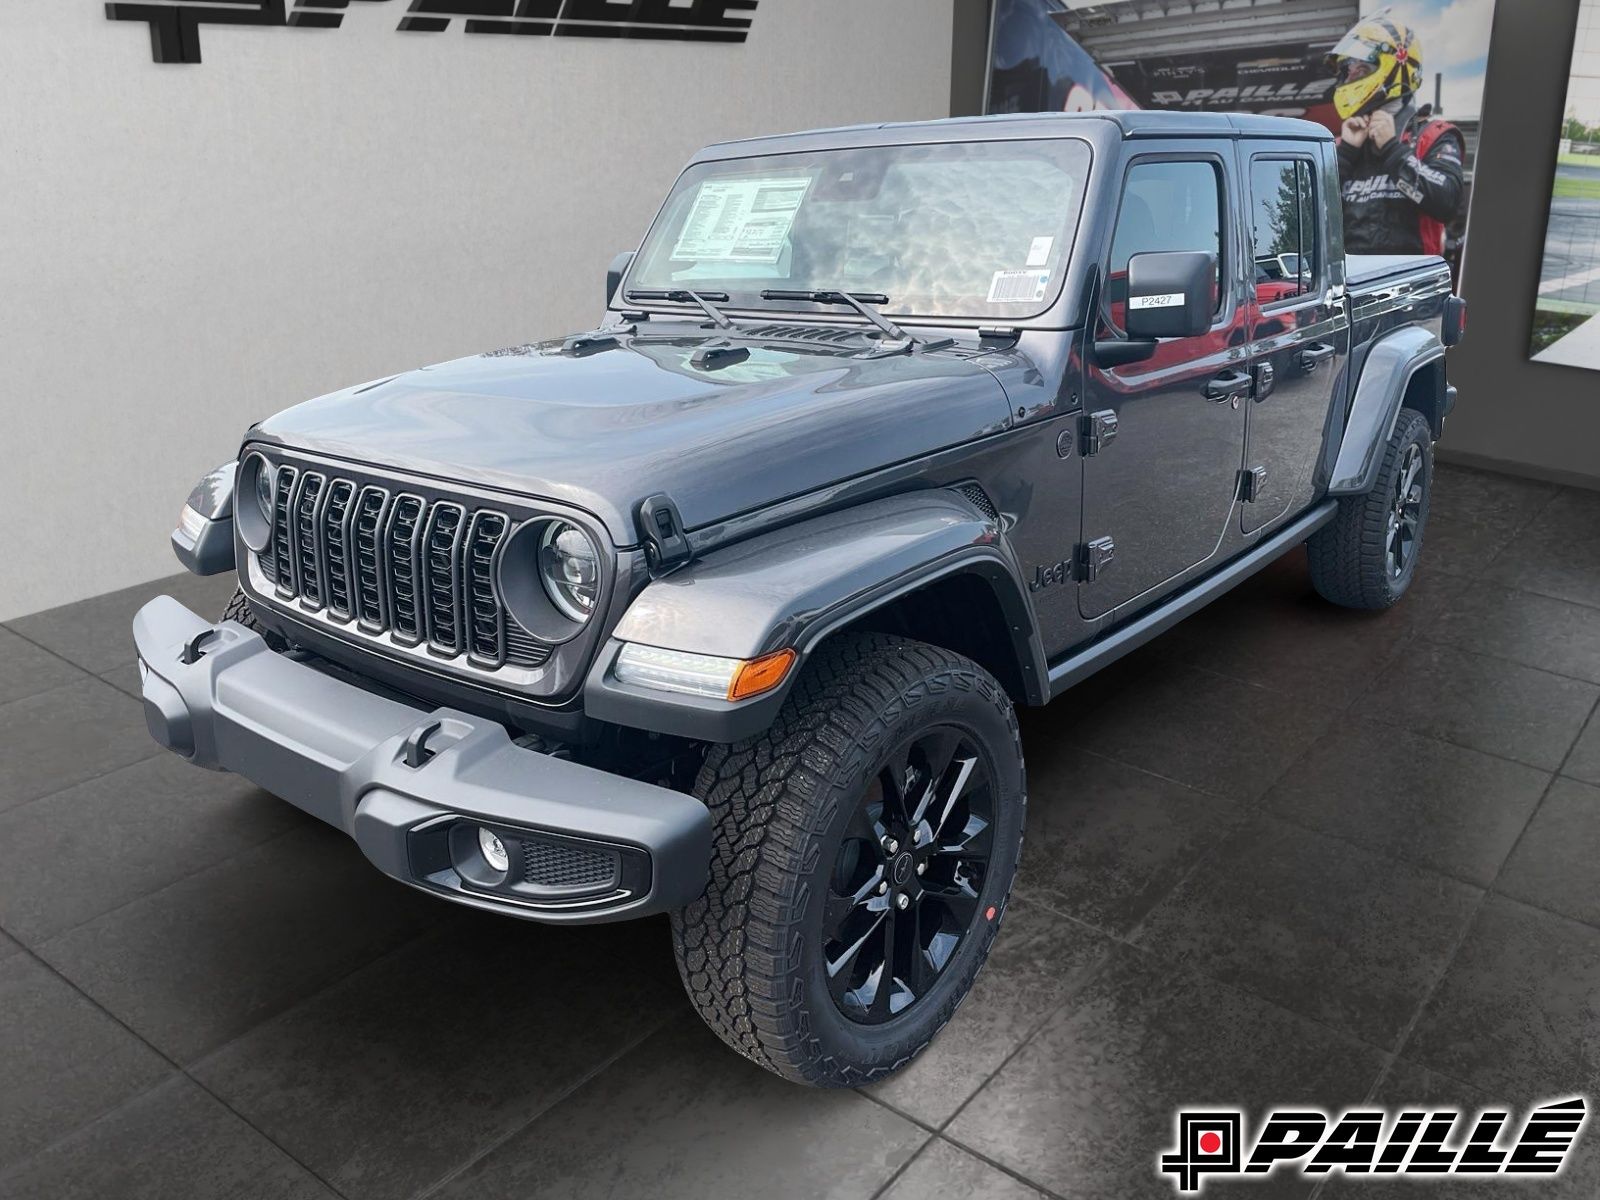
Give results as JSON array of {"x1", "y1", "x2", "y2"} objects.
[
  {"x1": 1124, "y1": 251, "x2": 1216, "y2": 341},
  {"x1": 607, "y1": 251, "x2": 635, "y2": 307}
]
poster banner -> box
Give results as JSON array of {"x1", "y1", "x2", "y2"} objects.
[
  {"x1": 986, "y1": 0, "x2": 1133, "y2": 115},
  {"x1": 1530, "y1": 0, "x2": 1600, "y2": 369},
  {"x1": 987, "y1": 0, "x2": 1493, "y2": 278},
  {"x1": 1099, "y1": 43, "x2": 1343, "y2": 128}
]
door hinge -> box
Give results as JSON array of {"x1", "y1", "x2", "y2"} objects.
[
  {"x1": 1076, "y1": 536, "x2": 1116, "y2": 582},
  {"x1": 1238, "y1": 466, "x2": 1269, "y2": 503},
  {"x1": 1080, "y1": 410, "x2": 1119, "y2": 456}
]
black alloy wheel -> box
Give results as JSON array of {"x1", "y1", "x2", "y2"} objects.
[
  {"x1": 1386, "y1": 441, "x2": 1424, "y2": 580},
  {"x1": 822, "y1": 726, "x2": 994, "y2": 1025}
]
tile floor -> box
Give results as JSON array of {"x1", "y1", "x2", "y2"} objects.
[{"x1": 1, "y1": 463, "x2": 1597, "y2": 1199}]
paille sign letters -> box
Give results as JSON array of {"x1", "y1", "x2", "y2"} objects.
[{"x1": 106, "y1": 0, "x2": 757, "y2": 64}]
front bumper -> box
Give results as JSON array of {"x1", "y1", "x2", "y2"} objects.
[{"x1": 132, "y1": 596, "x2": 711, "y2": 923}]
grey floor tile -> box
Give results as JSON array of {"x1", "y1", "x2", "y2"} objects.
[
  {"x1": 1353, "y1": 642, "x2": 1598, "y2": 771},
  {"x1": 98, "y1": 662, "x2": 144, "y2": 701},
  {"x1": 1321, "y1": 1058, "x2": 1600, "y2": 1199},
  {"x1": 1061, "y1": 659, "x2": 1339, "y2": 801},
  {"x1": 0, "y1": 754, "x2": 307, "y2": 944},
  {"x1": 1566, "y1": 707, "x2": 1600, "y2": 786},
  {"x1": 36, "y1": 823, "x2": 440, "y2": 1064},
  {"x1": 0, "y1": 677, "x2": 156, "y2": 813},
  {"x1": 879, "y1": 1139, "x2": 1047, "y2": 1200},
  {"x1": 866, "y1": 897, "x2": 1114, "y2": 1127},
  {"x1": 1424, "y1": 466, "x2": 1558, "y2": 579},
  {"x1": 194, "y1": 912, "x2": 686, "y2": 1200},
  {"x1": 945, "y1": 945, "x2": 1387, "y2": 1199},
  {"x1": 7, "y1": 570, "x2": 239, "y2": 675},
  {"x1": 0, "y1": 626, "x2": 86, "y2": 705},
  {"x1": 0, "y1": 1076, "x2": 335, "y2": 1200},
  {"x1": 1493, "y1": 488, "x2": 1600, "y2": 610},
  {"x1": 1431, "y1": 581, "x2": 1600, "y2": 684},
  {"x1": 1264, "y1": 720, "x2": 1550, "y2": 886},
  {"x1": 1405, "y1": 896, "x2": 1600, "y2": 1098},
  {"x1": 1016, "y1": 747, "x2": 1242, "y2": 934},
  {"x1": 1494, "y1": 778, "x2": 1600, "y2": 929},
  {"x1": 0, "y1": 928, "x2": 19, "y2": 960},
  {"x1": 1134, "y1": 816, "x2": 1483, "y2": 1050},
  {"x1": 1151, "y1": 551, "x2": 1458, "y2": 704},
  {"x1": 429, "y1": 1017, "x2": 929, "y2": 1200},
  {"x1": 0, "y1": 953, "x2": 171, "y2": 1170}
]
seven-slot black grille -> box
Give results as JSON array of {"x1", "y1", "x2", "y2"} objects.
[{"x1": 259, "y1": 462, "x2": 546, "y2": 670}]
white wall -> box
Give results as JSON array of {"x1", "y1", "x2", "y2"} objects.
[{"x1": 1, "y1": 0, "x2": 954, "y2": 620}]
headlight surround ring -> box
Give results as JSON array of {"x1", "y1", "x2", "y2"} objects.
[
  {"x1": 495, "y1": 516, "x2": 608, "y2": 644},
  {"x1": 236, "y1": 452, "x2": 275, "y2": 553}
]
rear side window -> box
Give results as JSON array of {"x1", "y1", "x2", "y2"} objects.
[
  {"x1": 1249, "y1": 158, "x2": 1320, "y2": 305},
  {"x1": 1106, "y1": 160, "x2": 1223, "y2": 332}
]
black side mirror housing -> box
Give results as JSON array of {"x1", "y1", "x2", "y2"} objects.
[
  {"x1": 607, "y1": 251, "x2": 635, "y2": 307},
  {"x1": 1124, "y1": 250, "x2": 1216, "y2": 341}
]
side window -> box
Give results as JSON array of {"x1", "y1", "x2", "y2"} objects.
[
  {"x1": 1249, "y1": 158, "x2": 1319, "y2": 305},
  {"x1": 1106, "y1": 160, "x2": 1223, "y2": 332}
]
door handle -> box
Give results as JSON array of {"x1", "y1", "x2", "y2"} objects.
[
  {"x1": 1298, "y1": 343, "x2": 1336, "y2": 371},
  {"x1": 1204, "y1": 370, "x2": 1252, "y2": 403}
]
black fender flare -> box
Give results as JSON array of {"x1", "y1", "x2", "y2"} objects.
[
  {"x1": 1329, "y1": 326, "x2": 1446, "y2": 496},
  {"x1": 582, "y1": 490, "x2": 1046, "y2": 742}
]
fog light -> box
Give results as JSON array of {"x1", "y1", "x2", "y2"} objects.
[{"x1": 477, "y1": 826, "x2": 509, "y2": 873}]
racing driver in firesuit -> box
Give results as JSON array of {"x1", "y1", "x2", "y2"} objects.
[{"x1": 1327, "y1": 8, "x2": 1466, "y2": 259}]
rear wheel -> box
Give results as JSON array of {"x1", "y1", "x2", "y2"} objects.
[
  {"x1": 1308, "y1": 406, "x2": 1432, "y2": 610},
  {"x1": 670, "y1": 633, "x2": 1025, "y2": 1087}
]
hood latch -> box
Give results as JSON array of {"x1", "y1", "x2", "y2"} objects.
[{"x1": 637, "y1": 494, "x2": 692, "y2": 574}]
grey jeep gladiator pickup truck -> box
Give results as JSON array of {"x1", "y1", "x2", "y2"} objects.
[{"x1": 138, "y1": 110, "x2": 1463, "y2": 1087}]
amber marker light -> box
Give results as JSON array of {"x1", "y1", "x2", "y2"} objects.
[{"x1": 727, "y1": 649, "x2": 797, "y2": 701}]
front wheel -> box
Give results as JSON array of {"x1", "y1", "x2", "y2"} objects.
[
  {"x1": 1308, "y1": 405, "x2": 1433, "y2": 610},
  {"x1": 670, "y1": 633, "x2": 1025, "y2": 1087}
]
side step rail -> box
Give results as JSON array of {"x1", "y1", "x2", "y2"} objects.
[{"x1": 1046, "y1": 501, "x2": 1338, "y2": 698}]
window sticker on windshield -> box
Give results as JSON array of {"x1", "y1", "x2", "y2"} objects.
[
  {"x1": 672, "y1": 176, "x2": 811, "y2": 265},
  {"x1": 988, "y1": 269, "x2": 1052, "y2": 305},
  {"x1": 1026, "y1": 236, "x2": 1054, "y2": 268}
]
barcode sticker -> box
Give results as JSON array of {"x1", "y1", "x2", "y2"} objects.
[{"x1": 988, "y1": 269, "x2": 1051, "y2": 305}]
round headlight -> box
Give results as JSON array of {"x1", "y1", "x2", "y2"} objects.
[
  {"x1": 253, "y1": 460, "x2": 274, "y2": 520},
  {"x1": 236, "y1": 453, "x2": 275, "y2": 554},
  {"x1": 538, "y1": 522, "x2": 600, "y2": 622}
]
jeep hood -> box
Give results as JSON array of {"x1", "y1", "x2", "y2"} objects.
[{"x1": 251, "y1": 332, "x2": 1014, "y2": 546}]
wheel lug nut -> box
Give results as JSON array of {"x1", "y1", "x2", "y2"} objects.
[
  {"x1": 915, "y1": 861, "x2": 926, "y2": 875},
  {"x1": 896, "y1": 893, "x2": 910, "y2": 910},
  {"x1": 883, "y1": 838, "x2": 898, "y2": 854},
  {"x1": 877, "y1": 882, "x2": 889, "y2": 895}
]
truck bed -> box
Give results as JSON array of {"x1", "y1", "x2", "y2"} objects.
[{"x1": 1347, "y1": 252, "x2": 1447, "y2": 290}]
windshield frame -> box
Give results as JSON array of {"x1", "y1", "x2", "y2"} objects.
[{"x1": 615, "y1": 134, "x2": 1098, "y2": 331}]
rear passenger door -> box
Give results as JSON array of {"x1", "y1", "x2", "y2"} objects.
[
  {"x1": 1240, "y1": 146, "x2": 1349, "y2": 533},
  {"x1": 1079, "y1": 146, "x2": 1250, "y2": 620}
]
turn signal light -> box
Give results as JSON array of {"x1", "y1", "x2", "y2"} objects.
[{"x1": 728, "y1": 649, "x2": 797, "y2": 701}]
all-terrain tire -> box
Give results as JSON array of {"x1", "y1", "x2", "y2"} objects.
[
  {"x1": 1308, "y1": 406, "x2": 1433, "y2": 610},
  {"x1": 220, "y1": 587, "x2": 288, "y2": 651},
  {"x1": 221, "y1": 587, "x2": 266, "y2": 632},
  {"x1": 670, "y1": 632, "x2": 1026, "y2": 1087}
]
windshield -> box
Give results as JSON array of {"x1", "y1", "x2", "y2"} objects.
[{"x1": 627, "y1": 138, "x2": 1093, "y2": 321}]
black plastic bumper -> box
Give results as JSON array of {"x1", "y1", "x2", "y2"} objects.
[{"x1": 131, "y1": 596, "x2": 711, "y2": 923}]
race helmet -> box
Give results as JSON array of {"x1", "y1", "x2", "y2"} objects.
[{"x1": 1326, "y1": 8, "x2": 1423, "y2": 120}]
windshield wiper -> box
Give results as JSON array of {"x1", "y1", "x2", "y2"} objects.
[
  {"x1": 625, "y1": 289, "x2": 735, "y2": 330},
  {"x1": 759, "y1": 289, "x2": 912, "y2": 344}
]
